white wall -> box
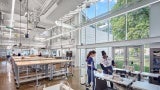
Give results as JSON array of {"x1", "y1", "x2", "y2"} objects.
[
  {"x1": 149, "y1": 2, "x2": 160, "y2": 48},
  {"x1": 150, "y1": 2, "x2": 160, "y2": 37}
]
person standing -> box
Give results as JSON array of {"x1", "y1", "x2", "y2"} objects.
[
  {"x1": 100, "y1": 51, "x2": 113, "y2": 75},
  {"x1": 100, "y1": 51, "x2": 114, "y2": 88},
  {"x1": 86, "y1": 50, "x2": 97, "y2": 89}
]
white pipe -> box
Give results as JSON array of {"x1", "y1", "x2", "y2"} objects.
[{"x1": 10, "y1": 0, "x2": 16, "y2": 39}]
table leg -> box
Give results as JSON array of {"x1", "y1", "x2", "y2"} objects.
[
  {"x1": 45, "y1": 64, "x2": 48, "y2": 79},
  {"x1": 50, "y1": 64, "x2": 53, "y2": 80},
  {"x1": 26, "y1": 66, "x2": 29, "y2": 76},
  {"x1": 36, "y1": 65, "x2": 40, "y2": 87},
  {"x1": 15, "y1": 65, "x2": 20, "y2": 88}
]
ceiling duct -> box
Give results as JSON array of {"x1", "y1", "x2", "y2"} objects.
[
  {"x1": 0, "y1": 12, "x2": 3, "y2": 20},
  {"x1": 0, "y1": 12, "x2": 4, "y2": 26},
  {"x1": 36, "y1": 26, "x2": 46, "y2": 29}
]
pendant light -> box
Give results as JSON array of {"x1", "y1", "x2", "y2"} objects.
[
  {"x1": 19, "y1": 0, "x2": 22, "y2": 47},
  {"x1": 25, "y1": 0, "x2": 29, "y2": 38}
]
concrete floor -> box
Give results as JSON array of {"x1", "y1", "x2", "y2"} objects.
[{"x1": 0, "y1": 60, "x2": 86, "y2": 90}]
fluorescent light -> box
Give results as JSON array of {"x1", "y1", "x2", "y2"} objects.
[
  {"x1": 35, "y1": 37, "x2": 45, "y2": 41},
  {"x1": 64, "y1": 15, "x2": 73, "y2": 18},
  {"x1": 98, "y1": 24, "x2": 108, "y2": 28},
  {"x1": 69, "y1": 11, "x2": 79, "y2": 15},
  {"x1": 10, "y1": 0, "x2": 16, "y2": 39}
]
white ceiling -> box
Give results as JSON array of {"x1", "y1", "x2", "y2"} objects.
[{"x1": 0, "y1": 0, "x2": 85, "y2": 48}]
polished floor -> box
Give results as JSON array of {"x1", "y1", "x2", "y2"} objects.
[{"x1": 0, "y1": 60, "x2": 86, "y2": 90}]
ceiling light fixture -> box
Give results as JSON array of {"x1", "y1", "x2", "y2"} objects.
[{"x1": 25, "y1": 0, "x2": 29, "y2": 38}]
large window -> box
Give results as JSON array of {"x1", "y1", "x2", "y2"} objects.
[
  {"x1": 81, "y1": 27, "x2": 86, "y2": 45},
  {"x1": 86, "y1": 24, "x2": 96, "y2": 44},
  {"x1": 127, "y1": 47, "x2": 141, "y2": 71},
  {"x1": 96, "y1": 0, "x2": 108, "y2": 16},
  {"x1": 109, "y1": 0, "x2": 126, "y2": 11},
  {"x1": 96, "y1": 20, "x2": 109, "y2": 43},
  {"x1": 114, "y1": 47, "x2": 125, "y2": 68},
  {"x1": 144, "y1": 47, "x2": 150, "y2": 72},
  {"x1": 127, "y1": 7, "x2": 149, "y2": 40},
  {"x1": 85, "y1": 3, "x2": 96, "y2": 19},
  {"x1": 110, "y1": 15, "x2": 126, "y2": 41}
]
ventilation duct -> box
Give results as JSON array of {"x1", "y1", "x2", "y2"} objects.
[
  {"x1": 36, "y1": 26, "x2": 46, "y2": 29},
  {"x1": 0, "y1": 12, "x2": 3, "y2": 25}
]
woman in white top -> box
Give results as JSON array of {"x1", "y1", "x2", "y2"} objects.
[
  {"x1": 100, "y1": 51, "x2": 114, "y2": 88},
  {"x1": 100, "y1": 51, "x2": 113, "y2": 75}
]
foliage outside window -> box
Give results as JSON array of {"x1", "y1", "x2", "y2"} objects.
[
  {"x1": 110, "y1": 0, "x2": 149, "y2": 41},
  {"x1": 110, "y1": 15, "x2": 126, "y2": 41},
  {"x1": 127, "y1": 7, "x2": 149, "y2": 40}
]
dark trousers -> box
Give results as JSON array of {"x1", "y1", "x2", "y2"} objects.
[
  {"x1": 103, "y1": 66, "x2": 113, "y2": 88},
  {"x1": 87, "y1": 69, "x2": 95, "y2": 89},
  {"x1": 103, "y1": 66, "x2": 113, "y2": 75}
]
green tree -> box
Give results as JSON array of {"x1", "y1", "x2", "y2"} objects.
[
  {"x1": 111, "y1": 0, "x2": 149, "y2": 72},
  {"x1": 127, "y1": 8, "x2": 149, "y2": 40},
  {"x1": 110, "y1": 0, "x2": 149, "y2": 41}
]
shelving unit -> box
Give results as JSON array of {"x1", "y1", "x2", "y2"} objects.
[{"x1": 150, "y1": 48, "x2": 160, "y2": 85}]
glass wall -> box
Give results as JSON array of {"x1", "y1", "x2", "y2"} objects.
[
  {"x1": 96, "y1": 20, "x2": 109, "y2": 43},
  {"x1": 85, "y1": 24, "x2": 96, "y2": 44},
  {"x1": 80, "y1": 0, "x2": 150, "y2": 71},
  {"x1": 127, "y1": 7, "x2": 149, "y2": 40},
  {"x1": 96, "y1": 0, "x2": 108, "y2": 16},
  {"x1": 114, "y1": 47, "x2": 125, "y2": 68},
  {"x1": 84, "y1": 3, "x2": 96, "y2": 19},
  {"x1": 81, "y1": 1, "x2": 149, "y2": 42},
  {"x1": 109, "y1": 0, "x2": 126, "y2": 11},
  {"x1": 110, "y1": 15, "x2": 126, "y2": 41},
  {"x1": 127, "y1": 47, "x2": 141, "y2": 71},
  {"x1": 81, "y1": 27, "x2": 86, "y2": 45},
  {"x1": 144, "y1": 47, "x2": 150, "y2": 72}
]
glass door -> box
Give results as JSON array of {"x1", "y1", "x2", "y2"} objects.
[
  {"x1": 113, "y1": 46, "x2": 143, "y2": 71},
  {"x1": 127, "y1": 46, "x2": 142, "y2": 71},
  {"x1": 113, "y1": 47, "x2": 125, "y2": 69}
]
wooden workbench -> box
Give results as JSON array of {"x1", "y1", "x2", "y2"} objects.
[
  {"x1": 15, "y1": 59, "x2": 72, "y2": 66},
  {"x1": 13, "y1": 57, "x2": 55, "y2": 62},
  {"x1": 12, "y1": 57, "x2": 72, "y2": 88}
]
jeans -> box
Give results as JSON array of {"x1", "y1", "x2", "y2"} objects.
[
  {"x1": 103, "y1": 66, "x2": 113, "y2": 88},
  {"x1": 87, "y1": 69, "x2": 95, "y2": 89},
  {"x1": 103, "y1": 66, "x2": 113, "y2": 75}
]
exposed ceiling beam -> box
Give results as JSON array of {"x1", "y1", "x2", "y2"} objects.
[{"x1": 77, "y1": 36, "x2": 160, "y2": 48}]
